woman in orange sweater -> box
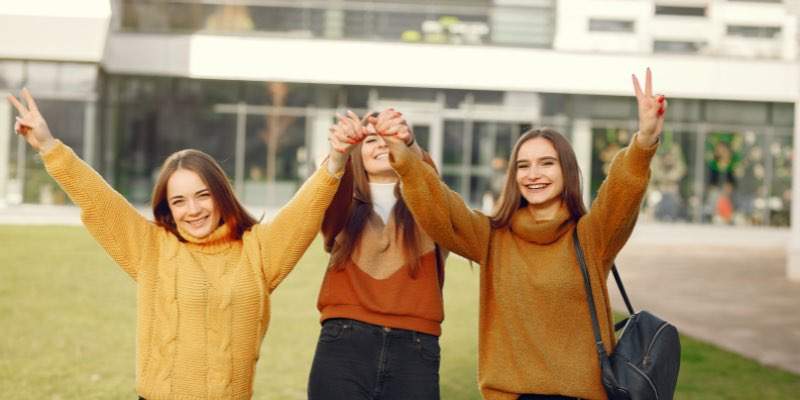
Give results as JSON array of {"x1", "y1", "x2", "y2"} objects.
[
  {"x1": 7, "y1": 89, "x2": 361, "y2": 400},
  {"x1": 308, "y1": 109, "x2": 447, "y2": 400},
  {"x1": 382, "y1": 70, "x2": 666, "y2": 400}
]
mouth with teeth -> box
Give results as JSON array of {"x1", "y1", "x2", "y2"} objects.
[
  {"x1": 185, "y1": 215, "x2": 209, "y2": 228},
  {"x1": 525, "y1": 183, "x2": 549, "y2": 191},
  {"x1": 375, "y1": 153, "x2": 389, "y2": 160}
]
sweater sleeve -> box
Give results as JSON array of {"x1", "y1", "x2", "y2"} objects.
[
  {"x1": 255, "y1": 161, "x2": 342, "y2": 292},
  {"x1": 578, "y1": 134, "x2": 658, "y2": 271},
  {"x1": 391, "y1": 145, "x2": 491, "y2": 264},
  {"x1": 41, "y1": 140, "x2": 160, "y2": 280}
]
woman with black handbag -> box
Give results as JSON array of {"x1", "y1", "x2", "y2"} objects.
[{"x1": 379, "y1": 69, "x2": 675, "y2": 399}]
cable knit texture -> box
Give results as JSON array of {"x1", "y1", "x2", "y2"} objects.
[
  {"x1": 391, "y1": 135, "x2": 657, "y2": 400},
  {"x1": 42, "y1": 140, "x2": 341, "y2": 400}
]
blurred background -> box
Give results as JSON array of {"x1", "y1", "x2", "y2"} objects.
[
  {"x1": 1, "y1": 0, "x2": 800, "y2": 398},
  {"x1": 0, "y1": 0, "x2": 796, "y2": 228}
]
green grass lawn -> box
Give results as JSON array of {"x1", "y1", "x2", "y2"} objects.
[{"x1": 1, "y1": 226, "x2": 798, "y2": 399}]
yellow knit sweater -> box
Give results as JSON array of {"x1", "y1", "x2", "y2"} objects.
[
  {"x1": 42, "y1": 141, "x2": 342, "y2": 400},
  {"x1": 391, "y1": 135, "x2": 657, "y2": 400}
]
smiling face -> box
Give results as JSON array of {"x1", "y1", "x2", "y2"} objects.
[
  {"x1": 166, "y1": 168, "x2": 221, "y2": 239},
  {"x1": 360, "y1": 124, "x2": 397, "y2": 183},
  {"x1": 515, "y1": 137, "x2": 564, "y2": 211}
]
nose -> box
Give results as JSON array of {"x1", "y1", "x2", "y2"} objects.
[
  {"x1": 525, "y1": 165, "x2": 542, "y2": 180},
  {"x1": 186, "y1": 199, "x2": 202, "y2": 215}
]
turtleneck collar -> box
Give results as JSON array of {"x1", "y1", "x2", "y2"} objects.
[
  {"x1": 177, "y1": 222, "x2": 236, "y2": 253},
  {"x1": 509, "y1": 205, "x2": 574, "y2": 245},
  {"x1": 370, "y1": 181, "x2": 397, "y2": 225}
]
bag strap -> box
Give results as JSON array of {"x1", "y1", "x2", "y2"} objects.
[
  {"x1": 611, "y1": 263, "x2": 635, "y2": 316},
  {"x1": 571, "y1": 229, "x2": 609, "y2": 358}
]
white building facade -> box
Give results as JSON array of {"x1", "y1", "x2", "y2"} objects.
[{"x1": 1, "y1": 0, "x2": 799, "y2": 277}]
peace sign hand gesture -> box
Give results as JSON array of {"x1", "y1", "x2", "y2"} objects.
[
  {"x1": 632, "y1": 68, "x2": 667, "y2": 147},
  {"x1": 7, "y1": 88, "x2": 56, "y2": 152}
]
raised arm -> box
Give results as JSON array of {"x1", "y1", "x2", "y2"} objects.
[
  {"x1": 8, "y1": 89, "x2": 159, "y2": 279},
  {"x1": 256, "y1": 110, "x2": 363, "y2": 291},
  {"x1": 374, "y1": 113, "x2": 490, "y2": 264},
  {"x1": 579, "y1": 68, "x2": 666, "y2": 269}
]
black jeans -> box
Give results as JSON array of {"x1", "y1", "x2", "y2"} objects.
[{"x1": 308, "y1": 318, "x2": 441, "y2": 400}]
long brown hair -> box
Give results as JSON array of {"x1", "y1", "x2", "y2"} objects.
[
  {"x1": 490, "y1": 128, "x2": 587, "y2": 228},
  {"x1": 151, "y1": 149, "x2": 258, "y2": 240},
  {"x1": 326, "y1": 115, "x2": 424, "y2": 276}
]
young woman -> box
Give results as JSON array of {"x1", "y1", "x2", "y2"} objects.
[
  {"x1": 307, "y1": 109, "x2": 447, "y2": 400},
  {"x1": 381, "y1": 70, "x2": 667, "y2": 400},
  {"x1": 7, "y1": 89, "x2": 362, "y2": 400}
]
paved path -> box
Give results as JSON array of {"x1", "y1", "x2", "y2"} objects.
[{"x1": 613, "y1": 244, "x2": 800, "y2": 375}]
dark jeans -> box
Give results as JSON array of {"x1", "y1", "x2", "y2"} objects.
[
  {"x1": 308, "y1": 318, "x2": 440, "y2": 400},
  {"x1": 518, "y1": 395, "x2": 582, "y2": 400}
]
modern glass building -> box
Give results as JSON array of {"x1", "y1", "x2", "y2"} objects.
[{"x1": 0, "y1": 0, "x2": 796, "y2": 233}]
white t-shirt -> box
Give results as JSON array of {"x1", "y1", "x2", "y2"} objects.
[{"x1": 369, "y1": 181, "x2": 398, "y2": 224}]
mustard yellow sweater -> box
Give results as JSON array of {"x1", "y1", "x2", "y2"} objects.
[
  {"x1": 42, "y1": 141, "x2": 341, "y2": 400},
  {"x1": 391, "y1": 136, "x2": 657, "y2": 400}
]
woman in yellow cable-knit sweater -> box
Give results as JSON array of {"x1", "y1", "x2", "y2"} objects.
[
  {"x1": 7, "y1": 89, "x2": 365, "y2": 400},
  {"x1": 380, "y1": 70, "x2": 667, "y2": 400}
]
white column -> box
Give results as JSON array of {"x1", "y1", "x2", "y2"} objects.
[
  {"x1": 572, "y1": 118, "x2": 593, "y2": 207},
  {"x1": 311, "y1": 110, "x2": 335, "y2": 168},
  {"x1": 787, "y1": 99, "x2": 800, "y2": 281},
  {"x1": 234, "y1": 102, "x2": 246, "y2": 197},
  {"x1": 0, "y1": 98, "x2": 10, "y2": 207},
  {"x1": 82, "y1": 100, "x2": 96, "y2": 167}
]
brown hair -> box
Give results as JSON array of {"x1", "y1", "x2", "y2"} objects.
[
  {"x1": 151, "y1": 149, "x2": 258, "y2": 240},
  {"x1": 325, "y1": 112, "x2": 425, "y2": 276},
  {"x1": 490, "y1": 128, "x2": 587, "y2": 228}
]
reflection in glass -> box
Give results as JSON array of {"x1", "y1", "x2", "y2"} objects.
[
  {"x1": 703, "y1": 131, "x2": 767, "y2": 225},
  {"x1": 645, "y1": 130, "x2": 696, "y2": 222}
]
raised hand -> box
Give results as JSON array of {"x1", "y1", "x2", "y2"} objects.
[
  {"x1": 7, "y1": 88, "x2": 56, "y2": 152},
  {"x1": 327, "y1": 110, "x2": 366, "y2": 173},
  {"x1": 368, "y1": 108, "x2": 414, "y2": 146},
  {"x1": 632, "y1": 68, "x2": 667, "y2": 147}
]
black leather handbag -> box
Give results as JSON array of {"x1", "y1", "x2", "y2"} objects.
[{"x1": 572, "y1": 230, "x2": 681, "y2": 400}]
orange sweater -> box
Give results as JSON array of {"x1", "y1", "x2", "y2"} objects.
[
  {"x1": 42, "y1": 140, "x2": 341, "y2": 400},
  {"x1": 390, "y1": 135, "x2": 657, "y2": 400},
  {"x1": 317, "y1": 153, "x2": 446, "y2": 336}
]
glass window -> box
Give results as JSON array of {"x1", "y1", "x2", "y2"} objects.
[
  {"x1": 653, "y1": 40, "x2": 704, "y2": 54},
  {"x1": 644, "y1": 130, "x2": 698, "y2": 223},
  {"x1": 244, "y1": 114, "x2": 307, "y2": 207},
  {"x1": 771, "y1": 103, "x2": 793, "y2": 126},
  {"x1": 590, "y1": 126, "x2": 635, "y2": 198},
  {"x1": 588, "y1": 19, "x2": 634, "y2": 33},
  {"x1": 702, "y1": 131, "x2": 768, "y2": 226},
  {"x1": 0, "y1": 61, "x2": 24, "y2": 90},
  {"x1": 654, "y1": 6, "x2": 706, "y2": 17},
  {"x1": 706, "y1": 101, "x2": 769, "y2": 125},
  {"x1": 443, "y1": 120, "x2": 466, "y2": 165},
  {"x1": 767, "y1": 131, "x2": 792, "y2": 226},
  {"x1": 726, "y1": 25, "x2": 781, "y2": 38}
]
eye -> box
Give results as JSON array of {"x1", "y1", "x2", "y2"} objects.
[
  {"x1": 365, "y1": 137, "x2": 377, "y2": 143},
  {"x1": 171, "y1": 199, "x2": 184, "y2": 206},
  {"x1": 198, "y1": 192, "x2": 210, "y2": 199},
  {"x1": 516, "y1": 163, "x2": 529, "y2": 169},
  {"x1": 542, "y1": 161, "x2": 555, "y2": 166}
]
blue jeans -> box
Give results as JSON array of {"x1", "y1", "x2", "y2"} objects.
[{"x1": 307, "y1": 318, "x2": 441, "y2": 400}]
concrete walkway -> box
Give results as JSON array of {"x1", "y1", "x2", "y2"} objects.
[
  {"x1": 613, "y1": 243, "x2": 800, "y2": 375},
  {"x1": 2, "y1": 205, "x2": 798, "y2": 375}
]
